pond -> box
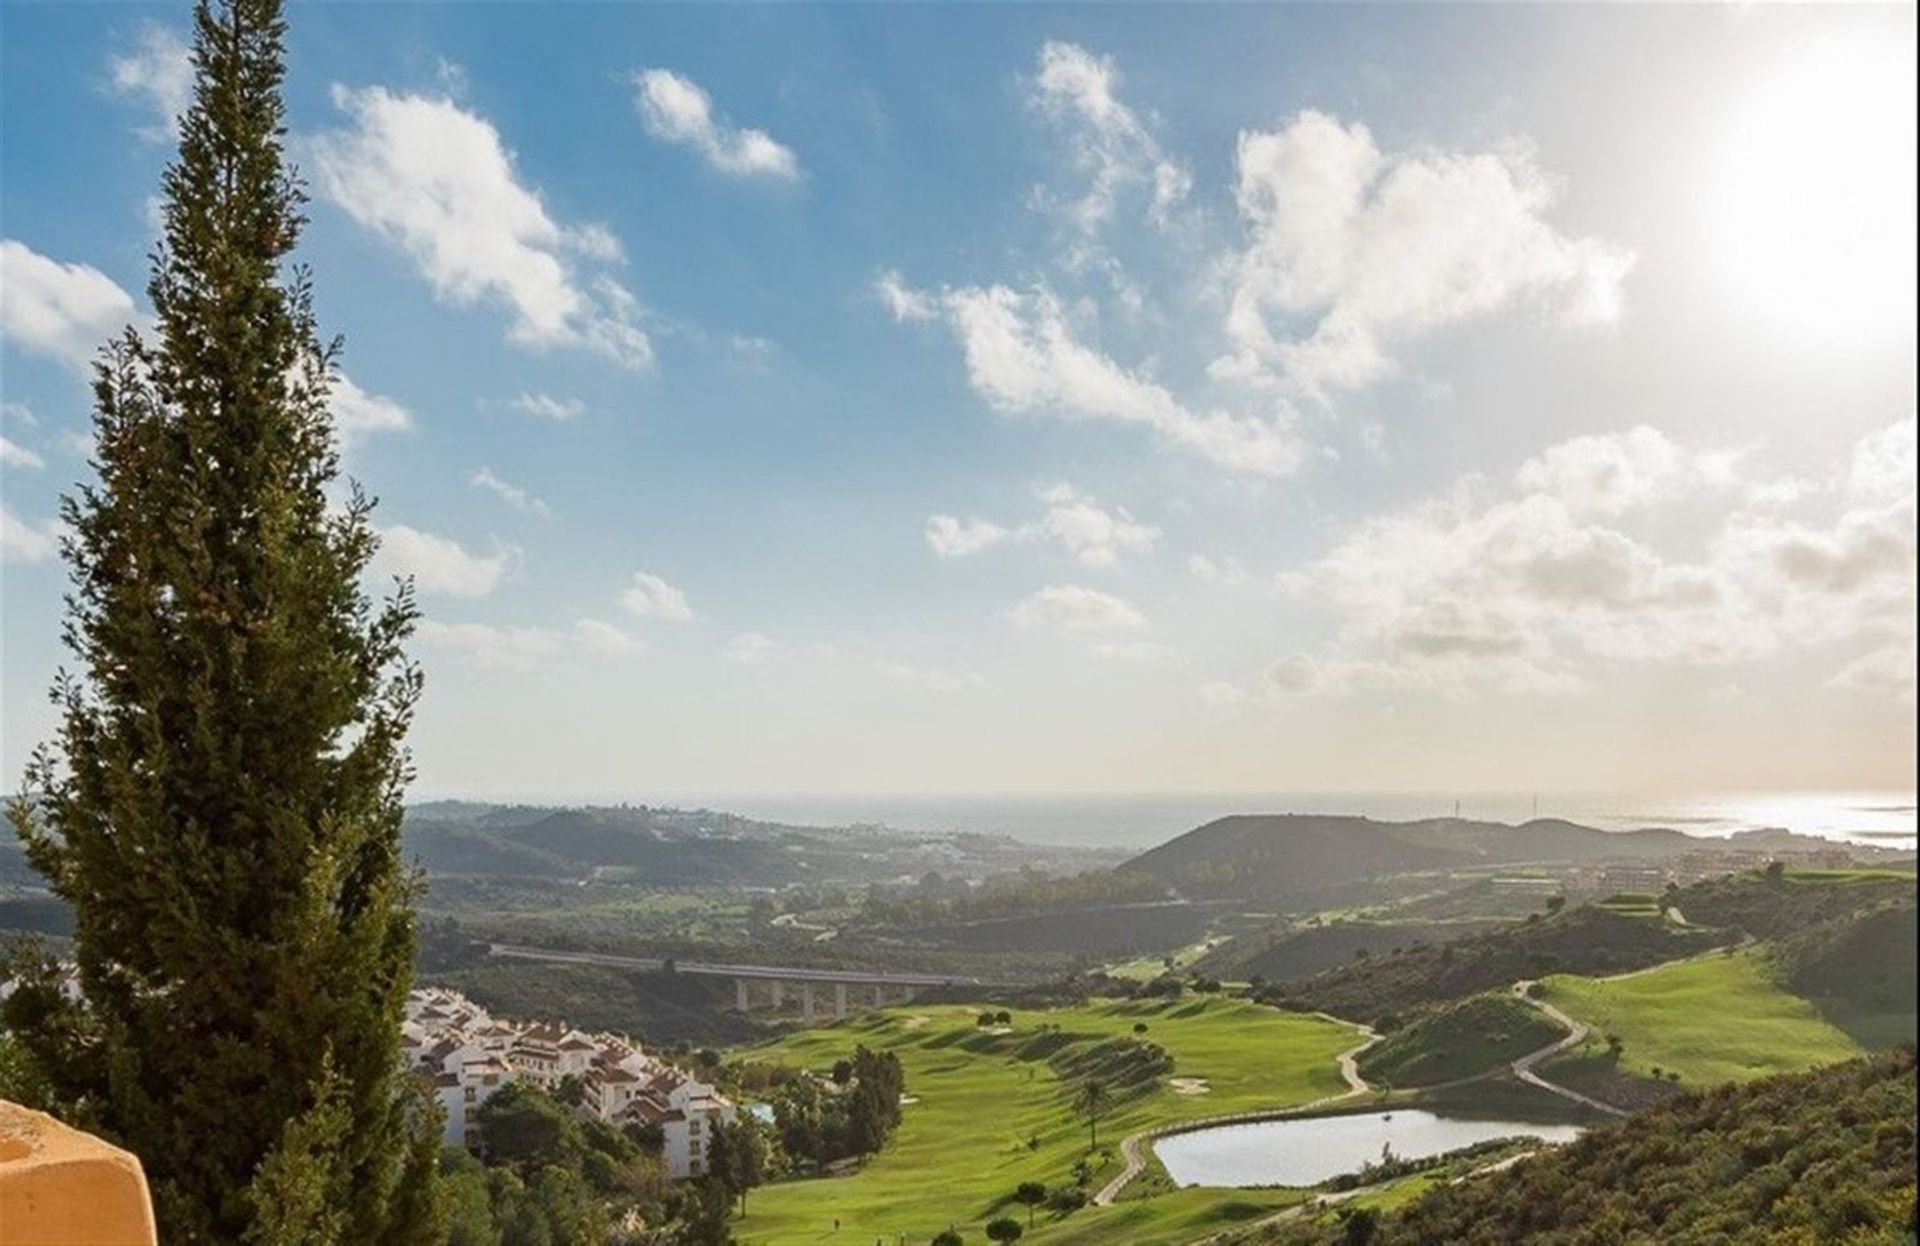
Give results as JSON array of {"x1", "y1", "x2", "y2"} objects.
[{"x1": 1154, "y1": 1110, "x2": 1584, "y2": 1188}]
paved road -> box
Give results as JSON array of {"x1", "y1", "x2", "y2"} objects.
[
  {"x1": 486, "y1": 942, "x2": 995, "y2": 988},
  {"x1": 1092, "y1": 1020, "x2": 1379, "y2": 1208},
  {"x1": 1509, "y1": 982, "x2": 1629, "y2": 1117}
]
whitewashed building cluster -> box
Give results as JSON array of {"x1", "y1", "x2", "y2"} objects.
[{"x1": 402, "y1": 987, "x2": 736, "y2": 1179}]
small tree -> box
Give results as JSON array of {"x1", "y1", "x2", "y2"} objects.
[
  {"x1": 706, "y1": 1117, "x2": 767, "y2": 1214},
  {"x1": 1074, "y1": 1078, "x2": 1113, "y2": 1150},
  {"x1": 477, "y1": 1084, "x2": 582, "y2": 1172},
  {"x1": 1014, "y1": 1180, "x2": 1047, "y2": 1227},
  {"x1": 986, "y1": 1216, "x2": 1024, "y2": 1243},
  {"x1": 1546, "y1": 894, "x2": 1567, "y2": 915},
  {"x1": 1339, "y1": 1205, "x2": 1381, "y2": 1245},
  {"x1": 931, "y1": 1231, "x2": 964, "y2": 1246}
]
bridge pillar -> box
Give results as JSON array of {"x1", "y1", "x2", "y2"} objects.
[
  {"x1": 735, "y1": 978, "x2": 750, "y2": 1012},
  {"x1": 872, "y1": 983, "x2": 885, "y2": 1008},
  {"x1": 801, "y1": 983, "x2": 816, "y2": 1024},
  {"x1": 771, "y1": 981, "x2": 784, "y2": 1009},
  {"x1": 834, "y1": 982, "x2": 848, "y2": 1019}
]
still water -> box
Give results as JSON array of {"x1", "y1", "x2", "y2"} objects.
[{"x1": 1154, "y1": 1110, "x2": 1584, "y2": 1188}]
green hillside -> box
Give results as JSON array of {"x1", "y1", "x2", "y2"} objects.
[
  {"x1": 1266, "y1": 906, "x2": 1721, "y2": 1026},
  {"x1": 1539, "y1": 947, "x2": 1864, "y2": 1089},
  {"x1": 1771, "y1": 899, "x2": 1918, "y2": 1049},
  {"x1": 1357, "y1": 993, "x2": 1564, "y2": 1088},
  {"x1": 1195, "y1": 918, "x2": 1505, "y2": 983}
]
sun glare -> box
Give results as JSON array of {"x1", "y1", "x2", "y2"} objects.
[{"x1": 1708, "y1": 37, "x2": 1918, "y2": 347}]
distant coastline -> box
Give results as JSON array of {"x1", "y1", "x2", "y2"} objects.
[{"x1": 402, "y1": 790, "x2": 1919, "y2": 852}]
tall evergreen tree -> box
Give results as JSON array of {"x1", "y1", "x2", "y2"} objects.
[{"x1": 3, "y1": 1, "x2": 441, "y2": 1240}]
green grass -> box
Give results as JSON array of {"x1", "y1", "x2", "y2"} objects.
[
  {"x1": 731, "y1": 996, "x2": 1362, "y2": 1244},
  {"x1": 1106, "y1": 936, "x2": 1231, "y2": 983},
  {"x1": 1783, "y1": 867, "x2": 1916, "y2": 883},
  {"x1": 1358, "y1": 993, "x2": 1563, "y2": 1088},
  {"x1": 1538, "y1": 947, "x2": 1865, "y2": 1088}
]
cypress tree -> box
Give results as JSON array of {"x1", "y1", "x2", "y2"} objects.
[{"x1": 3, "y1": 0, "x2": 442, "y2": 1240}]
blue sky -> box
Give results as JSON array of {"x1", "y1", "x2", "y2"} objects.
[{"x1": 2, "y1": 2, "x2": 1915, "y2": 799}]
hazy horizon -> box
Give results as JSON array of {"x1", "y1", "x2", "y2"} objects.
[{"x1": 401, "y1": 787, "x2": 1920, "y2": 850}]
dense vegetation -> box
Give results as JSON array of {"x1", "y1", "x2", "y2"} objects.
[
  {"x1": 1675, "y1": 869, "x2": 1916, "y2": 940},
  {"x1": 1356, "y1": 993, "x2": 1563, "y2": 1088},
  {"x1": 763, "y1": 1045, "x2": 907, "y2": 1169},
  {"x1": 438, "y1": 1081, "x2": 759, "y2": 1245},
  {"x1": 1260, "y1": 907, "x2": 1721, "y2": 1027},
  {"x1": 1264, "y1": 1049, "x2": 1917, "y2": 1245},
  {"x1": 1770, "y1": 898, "x2": 1917, "y2": 1048},
  {"x1": 1195, "y1": 918, "x2": 1504, "y2": 984}
]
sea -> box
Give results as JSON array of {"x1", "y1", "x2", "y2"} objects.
[{"x1": 632, "y1": 790, "x2": 1917, "y2": 853}]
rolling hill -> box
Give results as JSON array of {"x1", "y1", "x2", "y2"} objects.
[{"x1": 1120, "y1": 815, "x2": 1706, "y2": 903}]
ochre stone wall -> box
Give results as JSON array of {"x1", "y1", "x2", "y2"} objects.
[{"x1": 0, "y1": 1101, "x2": 157, "y2": 1246}]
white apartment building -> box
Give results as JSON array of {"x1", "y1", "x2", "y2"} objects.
[{"x1": 403, "y1": 986, "x2": 735, "y2": 1177}]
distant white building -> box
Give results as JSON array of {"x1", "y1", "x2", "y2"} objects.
[{"x1": 403, "y1": 986, "x2": 735, "y2": 1177}]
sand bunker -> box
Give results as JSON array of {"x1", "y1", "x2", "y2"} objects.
[{"x1": 1169, "y1": 1077, "x2": 1212, "y2": 1095}]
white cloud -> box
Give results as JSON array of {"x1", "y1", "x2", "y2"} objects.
[
  {"x1": 620, "y1": 571, "x2": 694, "y2": 622},
  {"x1": 418, "y1": 617, "x2": 639, "y2": 671},
  {"x1": 1213, "y1": 110, "x2": 1634, "y2": 397},
  {"x1": 1, "y1": 505, "x2": 59, "y2": 564},
  {"x1": 1032, "y1": 483, "x2": 1157, "y2": 567},
  {"x1": 331, "y1": 372, "x2": 413, "y2": 448},
  {"x1": 1826, "y1": 643, "x2": 1916, "y2": 701},
  {"x1": 874, "y1": 270, "x2": 937, "y2": 322},
  {"x1": 1007, "y1": 584, "x2": 1147, "y2": 633},
  {"x1": 511, "y1": 392, "x2": 585, "y2": 422},
  {"x1": 312, "y1": 87, "x2": 652, "y2": 369},
  {"x1": 633, "y1": 69, "x2": 799, "y2": 182},
  {"x1": 927, "y1": 483, "x2": 1158, "y2": 568},
  {"x1": 1, "y1": 435, "x2": 44, "y2": 470},
  {"x1": 0, "y1": 240, "x2": 137, "y2": 371},
  {"x1": 1514, "y1": 426, "x2": 1736, "y2": 517},
  {"x1": 1198, "y1": 680, "x2": 1249, "y2": 706},
  {"x1": 725, "y1": 632, "x2": 777, "y2": 665},
  {"x1": 893, "y1": 278, "x2": 1300, "y2": 475},
  {"x1": 371, "y1": 525, "x2": 513, "y2": 597},
  {"x1": 1030, "y1": 41, "x2": 1190, "y2": 233},
  {"x1": 573, "y1": 618, "x2": 642, "y2": 655},
  {"x1": 1187, "y1": 554, "x2": 1249, "y2": 585},
  {"x1": 1273, "y1": 421, "x2": 1917, "y2": 697},
  {"x1": 926, "y1": 515, "x2": 1019, "y2": 559},
  {"x1": 880, "y1": 663, "x2": 983, "y2": 693},
  {"x1": 470, "y1": 467, "x2": 549, "y2": 517},
  {"x1": 108, "y1": 24, "x2": 193, "y2": 142}
]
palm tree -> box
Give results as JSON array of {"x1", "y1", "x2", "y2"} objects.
[{"x1": 1074, "y1": 1078, "x2": 1113, "y2": 1150}]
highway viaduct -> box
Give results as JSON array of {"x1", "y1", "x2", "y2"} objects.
[{"x1": 486, "y1": 943, "x2": 1001, "y2": 1024}]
